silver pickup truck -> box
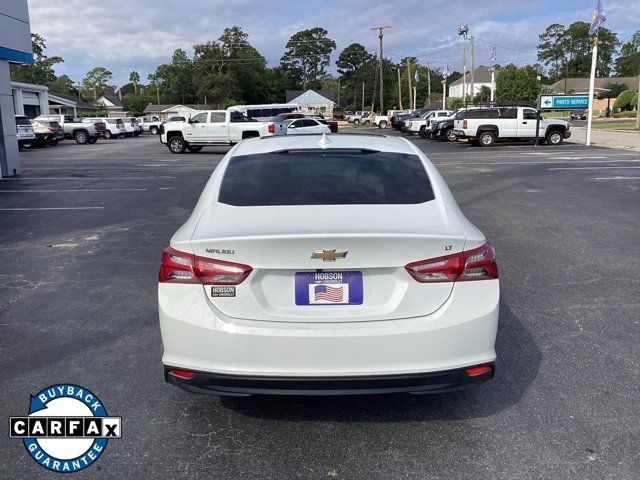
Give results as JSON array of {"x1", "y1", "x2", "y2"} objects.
[{"x1": 35, "y1": 114, "x2": 107, "y2": 144}]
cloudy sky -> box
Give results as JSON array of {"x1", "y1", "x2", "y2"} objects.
[{"x1": 28, "y1": 0, "x2": 640, "y2": 86}]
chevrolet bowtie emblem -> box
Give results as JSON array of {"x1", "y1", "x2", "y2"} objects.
[{"x1": 311, "y1": 249, "x2": 348, "y2": 261}]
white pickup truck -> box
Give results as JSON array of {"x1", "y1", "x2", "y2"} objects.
[
  {"x1": 160, "y1": 110, "x2": 274, "y2": 153},
  {"x1": 374, "y1": 110, "x2": 409, "y2": 129},
  {"x1": 36, "y1": 114, "x2": 107, "y2": 144},
  {"x1": 453, "y1": 106, "x2": 571, "y2": 146}
]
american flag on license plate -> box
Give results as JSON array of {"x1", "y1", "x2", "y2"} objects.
[{"x1": 314, "y1": 284, "x2": 343, "y2": 302}]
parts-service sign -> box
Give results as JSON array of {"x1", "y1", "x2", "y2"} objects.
[{"x1": 9, "y1": 384, "x2": 121, "y2": 473}]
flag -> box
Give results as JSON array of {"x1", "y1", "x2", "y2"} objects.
[
  {"x1": 414, "y1": 70, "x2": 419, "y2": 84},
  {"x1": 588, "y1": 0, "x2": 606, "y2": 35},
  {"x1": 442, "y1": 65, "x2": 450, "y2": 78},
  {"x1": 490, "y1": 46, "x2": 497, "y2": 62}
]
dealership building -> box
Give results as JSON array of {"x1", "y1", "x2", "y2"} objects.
[{"x1": 0, "y1": 0, "x2": 32, "y2": 177}]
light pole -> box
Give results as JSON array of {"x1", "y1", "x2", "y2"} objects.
[
  {"x1": 370, "y1": 25, "x2": 390, "y2": 114},
  {"x1": 458, "y1": 25, "x2": 469, "y2": 105}
]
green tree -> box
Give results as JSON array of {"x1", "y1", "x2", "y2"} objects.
[
  {"x1": 473, "y1": 85, "x2": 492, "y2": 103},
  {"x1": 597, "y1": 82, "x2": 630, "y2": 99},
  {"x1": 10, "y1": 33, "x2": 64, "y2": 86},
  {"x1": 129, "y1": 71, "x2": 140, "y2": 94},
  {"x1": 123, "y1": 94, "x2": 154, "y2": 115},
  {"x1": 192, "y1": 27, "x2": 268, "y2": 105},
  {"x1": 81, "y1": 67, "x2": 113, "y2": 100},
  {"x1": 495, "y1": 64, "x2": 539, "y2": 105},
  {"x1": 615, "y1": 31, "x2": 640, "y2": 76},
  {"x1": 336, "y1": 43, "x2": 373, "y2": 108},
  {"x1": 150, "y1": 49, "x2": 195, "y2": 104},
  {"x1": 48, "y1": 74, "x2": 76, "y2": 95},
  {"x1": 280, "y1": 28, "x2": 336, "y2": 90},
  {"x1": 537, "y1": 22, "x2": 619, "y2": 80},
  {"x1": 537, "y1": 24, "x2": 568, "y2": 81}
]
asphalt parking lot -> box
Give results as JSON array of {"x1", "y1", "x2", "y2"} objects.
[{"x1": 1, "y1": 132, "x2": 639, "y2": 479}]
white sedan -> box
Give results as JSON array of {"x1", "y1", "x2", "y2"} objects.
[
  {"x1": 158, "y1": 133, "x2": 499, "y2": 396},
  {"x1": 285, "y1": 117, "x2": 331, "y2": 135}
]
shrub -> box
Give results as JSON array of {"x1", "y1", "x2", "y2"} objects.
[
  {"x1": 447, "y1": 97, "x2": 463, "y2": 110},
  {"x1": 613, "y1": 90, "x2": 638, "y2": 111}
]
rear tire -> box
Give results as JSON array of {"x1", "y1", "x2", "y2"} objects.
[
  {"x1": 168, "y1": 136, "x2": 187, "y2": 154},
  {"x1": 419, "y1": 126, "x2": 428, "y2": 138},
  {"x1": 445, "y1": 127, "x2": 458, "y2": 142},
  {"x1": 478, "y1": 131, "x2": 495, "y2": 147},
  {"x1": 104, "y1": 130, "x2": 112, "y2": 140},
  {"x1": 187, "y1": 145, "x2": 203, "y2": 153},
  {"x1": 74, "y1": 131, "x2": 89, "y2": 144},
  {"x1": 378, "y1": 120, "x2": 387, "y2": 129},
  {"x1": 87, "y1": 137, "x2": 98, "y2": 144},
  {"x1": 353, "y1": 119, "x2": 360, "y2": 125},
  {"x1": 546, "y1": 130, "x2": 563, "y2": 145},
  {"x1": 150, "y1": 126, "x2": 159, "y2": 135}
]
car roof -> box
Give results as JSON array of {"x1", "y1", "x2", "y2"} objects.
[{"x1": 232, "y1": 133, "x2": 417, "y2": 156}]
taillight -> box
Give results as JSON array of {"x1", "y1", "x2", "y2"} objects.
[
  {"x1": 405, "y1": 243, "x2": 498, "y2": 283},
  {"x1": 268, "y1": 123, "x2": 275, "y2": 134},
  {"x1": 48, "y1": 127, "x2": 55, "y2": 132},
  {"x1": 463, "y1": 119, "x2": 467, "y2": 129},
  {"x1": 94, "y1": 122, "x2": 101, "y2": 130},
  {"x1": 465, "y1": 365, "x2": 492, "y2": 376},
  {"x1": 168, "y1": 369, "x2": 195, "y2": 379},
  {"x1": 158, "y1": 247, "x2": 252, "y2": 285}
]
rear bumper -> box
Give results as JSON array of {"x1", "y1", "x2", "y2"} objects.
[{"x1": 164, "y1": 363, "x2": 495, "y2": 396}]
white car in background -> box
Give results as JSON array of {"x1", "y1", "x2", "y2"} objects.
[
  {"x1": 119, "y1": 119, "x2": 135, "y2": 137},
  {"x1": 158, "y1": 133, "x2": 499, "y2": 396},
  {"x1": 407, "y1": 110, "x2": 453, "y2": 136},
  {"x1": 285, "y1": 117, "x2": 331, "y2": 135},
  {"x1": 84, "y1": 117, "x2": 126, "y2": 140},
  {"x1": 15, "y1": 115, "x2": 36, "y2": 149}
]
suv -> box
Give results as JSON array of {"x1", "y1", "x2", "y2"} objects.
[
  {"x1": 453, "y1": 107, "x2": 571, "y2": 146},
  {"x1": 15, "y1": 115, "x2": 36, "y2": 149},
  {"x1": 84, "y1": 117, "x2": 126, "y2": 140}
]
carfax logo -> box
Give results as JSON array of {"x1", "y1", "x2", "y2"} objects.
[{"x1": 9, "y1": 384, "x2": 121, "y2": 473}]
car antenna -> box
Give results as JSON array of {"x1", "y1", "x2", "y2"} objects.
[{"x1": 318, "y1": 133, "x2": 331, "y2": 149}]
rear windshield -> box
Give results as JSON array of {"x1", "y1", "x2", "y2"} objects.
[
  {"x1": 218, "y1": 151, "x2": 434, "y2": 206},
  {"x1": 15, "y1": 117, "x2": 31, "y2": 126}
]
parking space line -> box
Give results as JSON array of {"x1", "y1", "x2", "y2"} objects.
[
  {"x1": 0, "y1": 207, "x2": 105, "y2": 211},
  {"x1": 435, "y1": 159, "x2": 640, "y2": 166},
  {"x1": 1, "y1": 176, "x2": 176, "y2": 180},
  {"x1": 549, "y1": 166, "x2": 640, "y2": 170},
  {"x1": 0, "y1": 188, "x2": 147, "y2": 192},
  {"x1": 593, "y1": 176, "x2": 640, "y2": 180}
]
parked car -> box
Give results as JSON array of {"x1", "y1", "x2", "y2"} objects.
[
  {"x1": 348, "y1": 111, "x2": 371, "y2": 125},
  {"x1": 273, "y1": 113, "x2": 305, "y2": 135},
  {"x1": 403, "y1": 109, "x2": 444, "y2": 134},
  {"x1": 36, "y1": 114, "x2": 106, "y2": 144},
  {"x1": 15, "y1": 115, "x2": 36, "y2": 149},
  {"x1": 31, "y1": 119, "x2": 64, "y2": 147},
  {"x1": 137, "y1": 117, "x2": 163, "y2": 134},
  {"x1": 453, "y1": 106, "x2": 571, "y2": 146},
  {"x1": 570, "y1": 109, "x2": 587, "y2": 121},
  {"x1": 310, "y1": 116, "x2": 338, "y2": 133},
  {"x1": 84, "y1": 118, "x2": 126, "y2": 140},
  {"x1": 158, "y1": 133, "x2": 499, "y2": 396},
  {"x1": 160, "y1": 110, "x2": 274, "y2": 153},
  {"x1": 407, "y1": 110, "x2": 453, "y2": 137},
  {"x1": 398, "y1": 108, "x2": 435, "y2": 132},
  {"x1": 130, "y1": 118, "x2": 142, "y2": 136},
  {"x1": 428, "y1": 108, "x2": 474, "y2": 142},
  {"x1": 374, "y1": 109, "x2": 409, "y2": 129},
  {"x1": 286, "y1": 118, "x2": 332, "y2": 135}
]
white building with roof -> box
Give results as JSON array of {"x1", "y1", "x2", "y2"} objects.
[{"x1": 287, "y1": 89, "x2": 335, "y2": 117}]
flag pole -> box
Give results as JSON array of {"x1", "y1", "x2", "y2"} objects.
[{"x1": 586, "y1": 35, "x2": 598, "y2": 146}]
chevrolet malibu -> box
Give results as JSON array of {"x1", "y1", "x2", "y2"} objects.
[{"x1": 158, "y1": 133, "x2": 499, "y2": 396}]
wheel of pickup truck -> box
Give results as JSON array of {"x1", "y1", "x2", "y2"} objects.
[
  {"x1": 74, "y1": 131, "x2": 89, "y2": 144},
  {"x1": 445, "y1": 127, "x2": 458, "y2": 142},
  {"x1": 546, "y1": 129, "x2": 563, "y2": 145},
  {"x1": 104, "y1": 130, "x2": 112, "y2": 140},
  {"x1": 478, "y1": 131, "x2": 495, "y2": 147},
  {"x1": 353, "y1": 118, "x2": 360, "y2": 125},
  {"x1": 419, "y1": 126, "x2": 427, "y2": 138},
  {"x1": 378, "y1": 120, "x2": 387, "y2": 129},
  {"x1": 87, "y1": 137, "x2": 98, "y2": 144},
  {"x1": 187, "y1": 146, "x2": 203, "y2": 153},
  {"x1": 168, "y1": 136, "x2": 187, "y2": 154},
  {"x1": 150, "y1": 126, "x2": 159, "y2": 135}
]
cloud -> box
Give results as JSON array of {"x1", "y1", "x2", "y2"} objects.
[{"x1": 27, "y1": 0, "x2": 638, "y2": 85}]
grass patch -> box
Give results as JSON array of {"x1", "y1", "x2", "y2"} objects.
[{"x1": 592, "y1": 121, "x2": 638, "y2": 130}]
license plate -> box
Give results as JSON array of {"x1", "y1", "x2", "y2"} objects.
[{"x1": 295, "y1": 271, "x2": 363, "y2": 306}]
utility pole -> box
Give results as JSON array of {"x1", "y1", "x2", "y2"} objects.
[
  {"x1": 370, "y1": 26, "x2": 390, "y2": 114},
  {"x1": 361, "y1": 81, "x2": 365, "y2": 112},
  {"x1": 462, "y1": 46, "x2": 467, "y2": 106},
  {"x1": 397, "y1": 68, "x2": 403, "y2": 109},
  {"x1": 337, "y1": 77, "x2": 341, "y2": 110},
  {"x1": 490, "y1": 67, "x2": 496, "y2": 102},
  {"x1": 427, "y1": 63, "x2": 431, "y2": 102},
  {"x1": 470, "y1": 35, "x2": 475, "y2": 103},
  {"x1": 636, "y1": 63, "x2": 640, "y2": 130},
  {"x1": 156, "y1": 85, "x2": 160, "y2": 106},
  {"x1": 406, "y1": 58, "x2": 413, "y2": 110}
]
